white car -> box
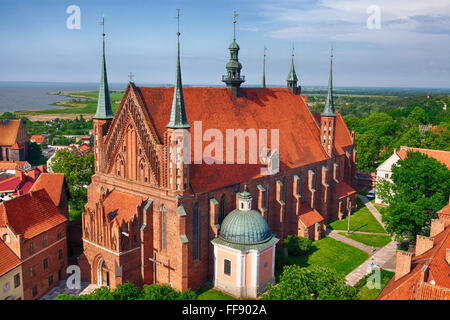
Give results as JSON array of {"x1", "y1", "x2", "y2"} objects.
[{"x1": 367, "y1": 189, "x2": 375, "y2": 199}]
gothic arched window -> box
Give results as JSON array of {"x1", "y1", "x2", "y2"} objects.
[{"x1": 193, "y1": 204, "x2": 200, "y2": 260}]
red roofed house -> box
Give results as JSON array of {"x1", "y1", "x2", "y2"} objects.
[
  {"x1": 30, "y1": 135, "x2": 46, "y2": 144},
  {"x1": 375, "y1": 146, "x2": 450, "y2": 204},
  {"x1": 0, "y1": 189, "x2": 68, "y2": 300},
  {"x1": 0, "y1": 119, "x2": 29, "y2": 162},
  {"x1": 378, "y1": 202, "x2": 450, "y2": 300},
  {"x1": 30, "y1": 173, "x2": 70, "y2": 219},
  {"x1": 0, "y1": 238, "x2": 23, "y2": 300},
  {"x1": 77, "y1": 28, "x2": 357, "y2": 294}
]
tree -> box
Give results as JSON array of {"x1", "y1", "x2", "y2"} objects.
[
  {"x1": 27, "y1": 142, "x2": 43, "y2": 165},
  {"x1": 261, "y1": 265, "x2": 357, "y2": 300},
  {"x1": 355, "y1": 133, "x2": 381, "y2": 172},
  {"x1": 283, "y1": 235, "x2": 312, "y2": 256},
  {"x1": 408, "y1": 106, "x2": 428, "y2": 124},
  {"x1": 56, "y1": 282, "x2": 197, "y2": 300},
  {"x1": 51, "y1": 149, "x2": 95, "y2": 212},
  {"x1": 377, "y1": 151, "x2": 450, "y2": 241}
]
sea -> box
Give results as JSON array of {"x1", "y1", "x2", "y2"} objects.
[{"x1": 0, "y1": 81, "x2": 127, "y2": 113}]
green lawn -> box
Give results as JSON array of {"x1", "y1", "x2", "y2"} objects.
[
  {"x1": 354, "y1": 269, "x2": 394, "y2": 300},
  {"x1": 329, "y1": 198, "x2": 386, "y2": 233},
  {"x1": 338, "y1": 232, "x2": 391, "y2": 247},
  {"x1": 276, "y1": 237, "x2": 370, "y2": 279},
  {"x1": 196, "y1": 286, "x2": 236, "y2": 300}
]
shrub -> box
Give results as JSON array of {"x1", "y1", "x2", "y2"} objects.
[{"x1": 283, "y1": 235, "x2": 312, "y2": 256}]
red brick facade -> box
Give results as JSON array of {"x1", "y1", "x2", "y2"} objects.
[{"x1": 78, "y1": 84, "x2": 357, "y2": 292}]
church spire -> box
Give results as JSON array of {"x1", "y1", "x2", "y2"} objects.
[
  {"x1": 93, "y1": 16, "x2": 114, "y2": 120},
  {"x1": 166, "y1": 9, "x2": 190, "y2": 129},
  {"x1": 286, "y1": 45, "x2": 298, "y2": 94},
  {"x1": 262, "y1": 46, "x2": 267, "y2": 88},
  {"x1": 222, "y1": 11, "x2": 245, "y2": 97},
  {"x1": 322, "y1": 47, "x2": 336, "y2": 117}
]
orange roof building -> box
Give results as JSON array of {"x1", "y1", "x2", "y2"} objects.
[
  {"x1": 0, "y1": 119, "x2": 29, "y2": 162},
  {"x1": 78, "y1": 27, "x2": 358, "y2": 294},
  {"x1": 397, "y1": 146, "x2": 450, "y2": 170},
  {"x1": 30, "y1": 173, "x2": 70, "y2": 218},
  {"x1": 378, "y1": 206, "x2": 450, "y2": 300},
  {"x1": 0, "y1": 189, "x2": 68, "y2": 299}
]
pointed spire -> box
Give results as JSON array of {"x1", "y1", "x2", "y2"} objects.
[
  {"x1": 167, "y1": 9, "x2": 190, "y2": 129},
  {"x1": 322, "y1": 47, "x2": 336, "y2": 117},
  {"x1": 286, "y1": 45, "x2": 298, "y2": 82},
  {"x1": 94, "y1": 16, "x2": 114, "y2": 120},
  {"x1": 262, "y1": 46, "x2": 267, "y2": 88}
]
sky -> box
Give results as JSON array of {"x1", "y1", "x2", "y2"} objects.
[{"x1": 0, "y1": 0, "x2": 449, "y2": 88}]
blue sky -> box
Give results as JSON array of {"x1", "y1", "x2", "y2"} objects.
[{"x1": 0, "y1": 0, "x2": 449, "y2": 87}]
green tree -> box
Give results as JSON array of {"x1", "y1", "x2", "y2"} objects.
[
  {"x1": 408, "y1": 106, "x2": 428, "y2": 124},
  {"x1": 377, "y1": 151, "x2": 450, "y2": 241},
  {"x1": 51, "y1": 150, "x2": 94, "y2": 213},
  {"x1": 283, "y1": 235, "x2": 312, "y2": 256},
  {"x1": 354, "y1": 133, "x2": 381, "y2": 172},
  {"x1": 27, "y1": 142, "x2": 44, "y2": 165},
  {"x1": 261, "y1": 265, "x2": 357, "y2": 300}
]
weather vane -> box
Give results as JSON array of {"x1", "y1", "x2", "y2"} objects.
[
  {"x1": 176, "y1": 8, "x2": 181, "y2": 37},
  {"x1": 99, "y1": 14, "x2": 105, "y2": 37},
  {"x1": 233, "y1": 11, "x2": 239, "y2": 39}
]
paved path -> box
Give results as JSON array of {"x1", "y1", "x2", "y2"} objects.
[
  {"x1": 345, "y1": 240, "x2": 397, "y2": 285},
  {"x1": 328, "y1": 229, "x2": 377, "y2": 255},
  {"x1": 331, "y1": 230, "x2": 389, "y2": 236},
  {"x1": 327, "y1": 194, "x2": 398, "y2": 286},
  {"x1": 40, "y1": 281, "x2": 99, "y2": 300},
  {"x1": 357, "y1": 194, "x2": 386, "y2": 229}
]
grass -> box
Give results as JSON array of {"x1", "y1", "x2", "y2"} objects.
[
  {"x1": 354, "y1": 269, "x2": 394, "y2": 300},
  {"x1": 329, "y1": 198, "x2": 386, "y2": 233},
  {"x1": 275, "y1": 237, "x2": 370, "y2": 280},
  {"x1": 18, "y1": 91, "x2": 123, "y2": 116},
  {"x1": 196, "y1": 286, "x2": 236, "y2": 300},
  {"x1": 338, "y1": 232, "x2": 391, "y2": 247}
]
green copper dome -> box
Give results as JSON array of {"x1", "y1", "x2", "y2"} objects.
[
  {"x1": 229, "y1": 40, "x2": 240, "y2": 50},
  {"x1": 219, "y1": 208, "x2": 272, "y2": 245}
]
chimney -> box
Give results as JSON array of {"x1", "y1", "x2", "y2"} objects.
[
  {"x1": 415, "y1": 235, "x2": 434, "y2": 256},
  {"x1": 395, "y1": 250, "x2": 412, "y2": 281},
  {"x1": 430, "y1": 219, "x2": 445, "y2": 237},
  {"x1": 446, "y1": 248, "x2": 450, "y2": 264}
]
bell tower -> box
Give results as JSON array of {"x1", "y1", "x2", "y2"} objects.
[
  {"x1": 320, "y1": 48, "x2": 336, "y2": 157},
  {"x1": 93, "y1": 16, "x2": 114, "y2": 173},
  {"x1": 165, "y1": 9, "x2": 191, "y2": 194},
  {"x1": 222, "y1": 12, "x2": 245, "y2": 97}
]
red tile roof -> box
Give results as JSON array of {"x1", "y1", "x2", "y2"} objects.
[
  {"x1": 299, "y1": 202, "x2": 325, "y2": 227},
  {"x1": 30, "y1": 173, "x2": 66, "y2": 207},
  {"x1": 0, "y1": 189, "x2": 67, "y2": 240},
  {"x1": 397, "y1": 147, "x2": 450, "y2": 170},
  {"x1": 101, "y1": 190, "x2": 145, "y2": 225},
  {"x1": 0, "y1": 176, "x2": 23, "y2": 193},
  {"x1": 0, "y1": 120, "x2": 21, "y2": 146},
  {"x1": 0, "y1": 239, "x2": 21, "y2": 277},
  {"x1": 336, "y1": 179, "x2": 357, "y2": 199},
  {"x1": 133, "y1": 87, "x2": 353, "y2": 193},
  {"x1": 378, "y1": 226, "x2": 450, "y2": 300},
  {"x1": 30, "y1": 135, "x2": 45, "y2": 143}
]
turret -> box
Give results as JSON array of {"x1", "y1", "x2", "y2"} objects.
[
  {"x1": 166, "y1": 9, "x2": 190, "y2": 194},
  {"x1": 320, "y1": 48, "x2": 336, "y2": 157},
  {"x1": 93, "y1": 17, "x2": 114, "y2": 173},
  {"x1": 222, "y1": 12, "x2": 245, "y2": 97},
  {"x1": 286, "y1": 46, "x2": 300, "y2": 94}
]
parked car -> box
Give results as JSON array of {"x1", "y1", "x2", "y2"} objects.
[{"x1": 367, "y1": 189, "x2": 375, "y2": 199}]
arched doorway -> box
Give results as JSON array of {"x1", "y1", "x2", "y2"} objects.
[{"x1": 97, "y1": 258, "x2": 110, "y2": 287}]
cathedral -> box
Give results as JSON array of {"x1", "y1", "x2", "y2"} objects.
[{"x1": 78, "y1": 18, "x2": 357, "y2": 296}]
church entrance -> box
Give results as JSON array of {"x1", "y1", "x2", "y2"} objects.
[{"x1": 97, "y1": 258, "x2": 110, "y2": 287}]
